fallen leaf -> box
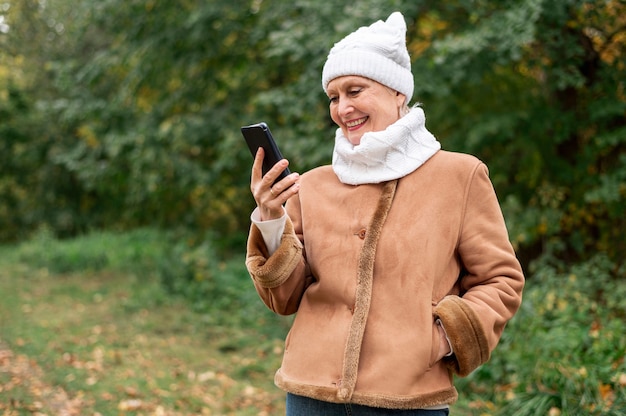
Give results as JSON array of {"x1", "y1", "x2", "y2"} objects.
[
  {"x1": 118, "y1": 399, "x2": 143, "y2": 411},
  {"x1": 548, "y1": 407, "x2": 561, "y2": 416}
]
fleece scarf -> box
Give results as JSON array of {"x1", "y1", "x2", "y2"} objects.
[{"x1": 332, "y1": 106, "x2": 441, "y2": 185}]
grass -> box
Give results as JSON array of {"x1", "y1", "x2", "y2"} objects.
[
  {"x1": 0, "y1": 230, "x2": 287, "y2": 415},
  {"x1": 2, "y1": 229, "x2": 625, "y2": 415},
  {"x1": 0, "y1": 229, "x2": 481, "y2": 415}
]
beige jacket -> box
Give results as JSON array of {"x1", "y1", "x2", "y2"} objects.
[{"x1": 246, "y1": 150, "x2": 524, "y2": 409}]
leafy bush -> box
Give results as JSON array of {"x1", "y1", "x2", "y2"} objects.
[
  {"x1": 457, "y1": 254, "x2": 626, "y2": 415},
  {"x1": 4, "y1": 0, "x2": 624, "y2": 273},
  {"x1": 14, "y1": 227, "x2": 169, "y2": 274},
  {"x1": 155, "y1": 236, "x2": 291, "y2": 339}
]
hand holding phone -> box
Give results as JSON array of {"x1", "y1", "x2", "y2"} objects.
[{"x1": 241, "y1": 122, "x2": 291, "y2": 185}]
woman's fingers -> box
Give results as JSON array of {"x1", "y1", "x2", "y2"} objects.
[{"x1": 250, "y1": 148, "x2": 299, "y2": 221}]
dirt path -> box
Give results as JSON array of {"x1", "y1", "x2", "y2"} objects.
[{"x1": 0, "y1": 342, "x2": 84, "y2": 415}]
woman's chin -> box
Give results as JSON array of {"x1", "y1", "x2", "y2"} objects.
[{"x1": 346, "y1": 131, "x2": 365, "y2": 145}]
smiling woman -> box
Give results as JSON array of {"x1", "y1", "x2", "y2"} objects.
[{"x1": 245, "y1": 11, "x2": 524, "y2": 415}]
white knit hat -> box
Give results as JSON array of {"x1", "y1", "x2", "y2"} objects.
[{"x1": 322, "y1": 12, "x2": 414, "y2": 105}]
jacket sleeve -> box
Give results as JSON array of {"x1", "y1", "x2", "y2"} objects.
[
  {"x1": 434, "y1": 162, "x2": 524, "y2": 377},
  {"x1": 245, "y1": 200, "x2": 312, "y2": 315}
]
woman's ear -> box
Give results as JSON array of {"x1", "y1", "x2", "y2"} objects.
[{"x1": 396, "y1": 92, "x2": 407, "y2": 109}]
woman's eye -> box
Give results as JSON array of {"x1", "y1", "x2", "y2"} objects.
[
  {"x1": 348, "y1": 88, "x2": 362, "y2": 96},
  {"x1": 329, "y1": 96, "x2": 338, "y2": 104}
]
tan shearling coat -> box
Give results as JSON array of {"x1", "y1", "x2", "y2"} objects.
[{"x1": 246, "y1": 150, "x2": 524, "y2": 409}]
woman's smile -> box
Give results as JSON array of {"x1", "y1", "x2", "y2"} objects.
[{"x1": 345, "y1": 116, "x2": 369, "y2": 130}]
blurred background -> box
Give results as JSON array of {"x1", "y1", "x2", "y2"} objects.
[{"x1": 1, "y1": 0, "x2": 625, "y2": 414}]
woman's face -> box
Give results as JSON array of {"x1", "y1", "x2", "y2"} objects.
[{"x1": 326, "y1": 76, "x2": 406, "y2": 145}]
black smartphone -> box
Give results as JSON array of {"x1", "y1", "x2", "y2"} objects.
[{"x1": 241, "y1": 122, "x2": 291, "y2": 185}]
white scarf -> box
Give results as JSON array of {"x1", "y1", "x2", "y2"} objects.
[{"x1": 332, "y1": 106, "x2": 441, "y2": 185}]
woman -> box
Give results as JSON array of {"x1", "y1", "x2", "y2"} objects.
[{"x1": 246, "y1": 12, "x2": 524, "y2": 415}]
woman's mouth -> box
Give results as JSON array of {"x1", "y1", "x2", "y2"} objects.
[{"x1": 345, "y1": 117, "x2": 368, "y2": 130}]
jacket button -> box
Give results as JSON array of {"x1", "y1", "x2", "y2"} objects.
[{"x1": 356, "y1": 228, "x2": 366, "y2": 239}]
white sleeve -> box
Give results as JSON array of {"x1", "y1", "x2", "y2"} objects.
[{"x1": 250, "y1": 207, "x2": 287, "y2": 255}]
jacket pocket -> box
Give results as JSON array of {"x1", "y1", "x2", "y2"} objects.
[{"x1": 428, "y1": 319, "x2": 441, "y2": 368}]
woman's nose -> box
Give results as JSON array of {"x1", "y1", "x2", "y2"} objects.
[{"x1": 338, "y1": 98, "x2": 353, "y2": 117}]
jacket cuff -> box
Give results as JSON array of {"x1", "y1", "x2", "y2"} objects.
[
  {"x1": 434, "y1": 295, "x2": 490, "y2": 377},
  {"x1": 246, "y1": 216, "x2": 302, "y2": 289}
]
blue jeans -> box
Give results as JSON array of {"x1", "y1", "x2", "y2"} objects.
[{"x1": 286, "y1": 393, "x2": 450, "y2": 416}]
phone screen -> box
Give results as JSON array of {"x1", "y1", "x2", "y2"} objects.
[{"x1": 241, "y1": 122, "x2": 291, "y2": 184}]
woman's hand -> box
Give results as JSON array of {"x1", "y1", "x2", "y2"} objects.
[{"x1": 251, "y1": 147, "x2": 300, "y2": 221}]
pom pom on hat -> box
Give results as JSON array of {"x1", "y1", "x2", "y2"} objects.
[{"x1": 322, "y1": 12, "x2": 414, "y2": 104}]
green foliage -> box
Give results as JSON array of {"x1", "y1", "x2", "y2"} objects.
[
  {"x1": 0, "y1": 85, "x2": 34, "y2": 241},
  {"x1": 1, "y1": 0, "x2": 625, "y2": 266},
  {"x1": 155, "y1": 235, "x2": 292, "y2": 339},
  {"x1": 456, "y1": 254, "x2": 626, "y2": 415},
  {"x1": 14, "y1": 227, "x2": 169, "y2": 274},
  {"x1": 410, "y1": 0, "x2": 626, "y2": 266},
  {"x1": 5, "y1": 226, "x2": 291, "y2": 339}
]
